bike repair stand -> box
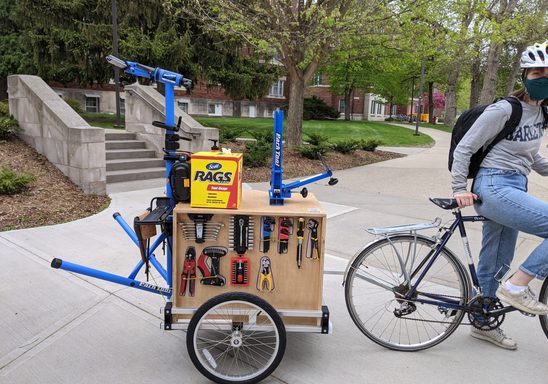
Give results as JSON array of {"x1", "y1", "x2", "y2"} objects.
[
  {"x1": 268, "y1": 110, "x2": 338, "y2": 205},
  {"x1": 51, "y1": 56, "x2": 192, "y2": 314}
]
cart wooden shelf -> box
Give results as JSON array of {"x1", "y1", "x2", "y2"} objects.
[{"x1": 170, "y1": 190, "x2": 329, "y2": 333}]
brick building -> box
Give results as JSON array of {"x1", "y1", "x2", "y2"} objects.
[{"x1": 52, "y1": 71, "x2": 426, "y2": 121}]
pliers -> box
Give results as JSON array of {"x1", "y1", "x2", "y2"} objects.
[
  {"x1": 180, "y1": 246, "x2": 196, "y2": 296},
  {"x1": 257, "y1": 256, "x2": 274, "y2": 292},
  {"x1": 306, "y1": 219, "x2": 320, "y2": 260}
]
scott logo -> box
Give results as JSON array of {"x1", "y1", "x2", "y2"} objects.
[
  {"x1": 194, "y1": 171, "x2": 233, "y2": 183},
  {"x1": 206, "y1": 162, "x2": 222, "y2": 170}
]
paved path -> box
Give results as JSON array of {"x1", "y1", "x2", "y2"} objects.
[{"x1": 1, "y1": 126, "x2": 547, "y2": 384}]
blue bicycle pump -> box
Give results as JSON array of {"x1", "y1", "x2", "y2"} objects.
[
  {"x1": 50, "y1": 56, "x2": 192, "y2": 299},
  {"x1": 268, "y1": 110, "x2": 338, "y2": 205}
]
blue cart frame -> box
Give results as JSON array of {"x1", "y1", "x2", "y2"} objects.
[{"x1": 51, "y1": 56, "x2": 192, "y2": 303}]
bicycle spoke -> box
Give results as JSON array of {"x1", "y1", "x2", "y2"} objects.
[{"x1": 345, "y1": 235, "x2": 468, "y2": 351}]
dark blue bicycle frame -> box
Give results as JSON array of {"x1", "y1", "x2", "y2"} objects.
[
  {"x1": 51, "y1": 57, "x2": 191, "y2": 298},
  {"x1": 404, "y1": 212, "x2": 488, "y2": 310}
]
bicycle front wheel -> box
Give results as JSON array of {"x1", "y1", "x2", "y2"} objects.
[
  {"x1": 345, "y1": 234, "x2": 470, "y2": 351},
  {"x1": 539, "y1": 277, "x2": 548, "y2": 339},
  {"x1": 186, "y1": 292, "x2": 286, "y2": 384}
]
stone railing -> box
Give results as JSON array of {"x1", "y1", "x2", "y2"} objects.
[
  {"x1": 7, "y1": 75, "x2": 106, "y2": 195},
  {"x1": 124, "y1": 83, "x2": 218, "y2": 154}
]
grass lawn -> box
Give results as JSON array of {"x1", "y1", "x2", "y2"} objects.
[
  {"x1": 80, "y1": 113, "x2": 443, "y2": 146},
  {"x1": 195, "y1": 116, "x2": 434, "y2": 147},
  {"x1": 81, "y1": 112, "x2": 125, "y2": 129}
]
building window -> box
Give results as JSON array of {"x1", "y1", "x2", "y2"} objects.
[
  {"x1": 119, "y1": 98, "x2": 125, "y2": 115},
  {"x1": 313, "y1": 73, "x2": 323, "y2": 86},
  {"x1": 208, "y1": 102, "x2": 222, "y2": 116},
  {"x1": 370, "y1": 100, "x2": 384, "y2": 115},
  {"x1": 85, "y1": 95, "x2": 100, "y2": 113},
  {"x1": 177, "y1": 100, "x2": 189, "y2": 114},
  {"x1": 269, "y1": 80, "x2": 285, "y2": 97},
  {"x1": 339, "y1": 99, "x2": 346, "y2": 114}
]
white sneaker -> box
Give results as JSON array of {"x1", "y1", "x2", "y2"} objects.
[
  {"x1": 496, "y1": 285, "x2": 548, "y2": 315},
  {"x1": 470, "y1": 327, "x2": 517, "y2": 350}
]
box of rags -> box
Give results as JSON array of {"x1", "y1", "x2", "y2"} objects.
[{"x1": 190, "y1": 151, "x2": 243, "y2": 209}]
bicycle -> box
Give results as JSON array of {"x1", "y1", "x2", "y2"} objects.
[{"x1": 343, "y1": 197, "x2": 548, "y2": 351}]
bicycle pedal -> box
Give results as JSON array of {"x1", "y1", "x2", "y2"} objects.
[{"x1": 518, "y1": 310, "x2": 536, "y2": 317}]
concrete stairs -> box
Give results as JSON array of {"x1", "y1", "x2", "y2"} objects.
[{"x1": 105, "y1": 131, "x2": 165, "y2": 184}]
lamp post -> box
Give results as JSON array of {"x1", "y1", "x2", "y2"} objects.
[
  {"x1": 414, "y1": 56, "x2": 426, "y2": 136},
  {"x1": 112, "y1": 0, "x2": 121, "y2": 127}
]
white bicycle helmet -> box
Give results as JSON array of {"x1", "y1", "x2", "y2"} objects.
[{"x1": 520, "y1": 41, "x2": 548, "y2": 68}]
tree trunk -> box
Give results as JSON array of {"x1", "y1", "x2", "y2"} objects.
[
  {"x1": 469, "y1": 57, "x2": 482, "y2": 108},
  {"x1": 444, "y1": 66, "x2": 460, "y2": 128},
  {"x1": 428, "y1": 81, "x2": 434, "y2": 124},
  {"x1": 479, "y1": 0, "x2": 518, "y2": 104},
  {"x1": 233, "y1": 100, "x2": 242, "y2": 117},
  {"x1": 344, "y1": 87, "x2": 352, "y2": 121},
  {"x1": 479, "y1": 42, "x2": 503, "y2": 104},
  {"x1": 505, "y1": 42, "x2": 527, "y2": 95},
  {"x1": 286, "y1": 70, "x2": 305, "y2": 147}
]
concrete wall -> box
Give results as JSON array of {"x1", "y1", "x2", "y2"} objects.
[
  {"x1": 124, "y1": 83, "x2": 219, "y2": 154},
  {"x1": 7, "y1": 75, "x2": 106, "y2": 195}
]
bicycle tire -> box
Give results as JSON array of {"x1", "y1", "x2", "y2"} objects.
[
  {"x1": 186, "y1": 292, "x2": 286, "y2": 384},
  {"x1": 539, "y1": 277, "x2": 548, "y2": 339},
  {"x1": 345, "y1": 234, "x2": 471, "y2": 351}
]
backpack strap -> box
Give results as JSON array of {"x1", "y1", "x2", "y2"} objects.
[
  {"x1": 484, "y1": 96, "x2": 523, "y2": 153},
  {"x1": 542, "y1": 106, "x2": 548, "y2": 129}
]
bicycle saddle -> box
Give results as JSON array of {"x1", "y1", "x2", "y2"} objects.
[{"x1": 429, "y1": 198, "x2": 459, "y2": 210}]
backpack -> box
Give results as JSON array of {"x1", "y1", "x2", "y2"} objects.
[{"x1": 448, "y1": 97, "x2": 523, "y2": 179}]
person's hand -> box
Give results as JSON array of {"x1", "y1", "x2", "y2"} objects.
[{"x1": 454, "y1": 191, "x2": 479, "y2": 208}]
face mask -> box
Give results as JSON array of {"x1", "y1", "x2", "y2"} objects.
[{"x1": 524, "y1": 77, "x2": 548, "y2": 101}]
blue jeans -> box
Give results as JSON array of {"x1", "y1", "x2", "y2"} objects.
[{"x1": 472, "y1": 168, "x2": 548, "y2": 298}]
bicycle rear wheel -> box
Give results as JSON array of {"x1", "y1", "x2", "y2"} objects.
[
  {"x1": 539, "y1": 277, "x2": 548, "y2": 339},
  {"x1": 345, "y1": 234, "x2": 470, "y2": 351}
]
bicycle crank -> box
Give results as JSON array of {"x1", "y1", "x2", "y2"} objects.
[{"x1": 467, "y1": 296, "x2": 505, "y2": 330}]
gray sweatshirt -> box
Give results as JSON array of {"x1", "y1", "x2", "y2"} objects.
[{"x1": 451, "y1": 99, "x2": 548, "y2": 194}]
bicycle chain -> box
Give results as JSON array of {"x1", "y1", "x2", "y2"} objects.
[{"x1": 393, "y1": 291, "x2": 476, "y2": 326}]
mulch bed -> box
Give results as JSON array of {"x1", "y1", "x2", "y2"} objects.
[
  {"x1": 221, "y1": 141, "x2": 404, "y2": 183},
  {"x1": 0, "y1": 137, "x2": 402, "y2": 231},
  {"x1": 0, "y1": 137, "x2": 110, "y2": 231}
]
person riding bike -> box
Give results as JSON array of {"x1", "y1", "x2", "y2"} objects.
[{"x1": 451, "y1": 41, "x2": 548, "y2": 350}]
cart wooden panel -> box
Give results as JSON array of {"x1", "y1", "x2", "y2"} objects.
[{"x1": 173, "y1": 190, "x2": 326, "y2": 326}]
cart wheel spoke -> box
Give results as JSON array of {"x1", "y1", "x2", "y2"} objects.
[{"x1": 187, "y1": 292, "x2": 286, "y2": 383}]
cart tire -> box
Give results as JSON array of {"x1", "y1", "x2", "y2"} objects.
[{"x1": 186, "y1": 292, "x2": 286, "y2": 384}]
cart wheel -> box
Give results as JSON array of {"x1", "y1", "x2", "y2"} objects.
[{"x1": 186, "y1": 292, "x2": 286, "y2": 384}]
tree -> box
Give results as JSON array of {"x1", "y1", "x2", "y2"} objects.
[
  {"x1": 3, "y1": 0, "x2": 278, "y2": 108},
  {"x1": 178, "y1": 0, "x2": 379, "y2": 146},
  {"x1": 478, "y1": 0, "x2": 519, "y2": 104}
]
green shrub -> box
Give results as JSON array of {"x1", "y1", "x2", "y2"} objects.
[
  {"x1": 304, "y1": 133, "x2": 329, "y2": 146},
  {"x1": 303, "y1": 96, "x2": 340, "y2": 120},
  {"x1": 219, "y1": 128, "x2": 240, "y2": 143},
  {"x1": 359, "y1": 138, "x2": 383, "y2": 152},
  {"x1": 0, "y1": 101, "x2": 9, "y2": 117},
  {"x1": 295, "y1": 144, "x2": 329, "y2": 160},
  {"x1": 248, "y1": 129, "x2": 273, "y2": 145},
  {"x1": 0, "y1": 168, "x2": 36, "y2": 195},
  {"x1": 243, "y1": 141, "x2": 271, "y2": 167},
  {"x1": 331, "y1": 139, "x2": 359, "y2": 154},
  {"x1": 0, "y1": 116, "x2": 21, "y2": 140},
  {"x1": 64, "y1": 97, "x2": 83, "y2": 114}
]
